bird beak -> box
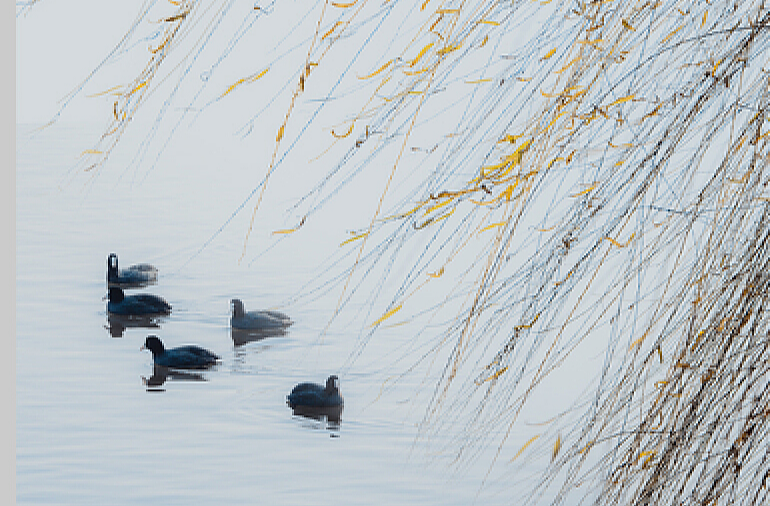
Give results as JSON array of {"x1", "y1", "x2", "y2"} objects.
[
  {"x1": 140, "y1": 345, "x2": 146, "y2": 351},
  {"x1": 102, "y1": 293, "x2": 108, "y2": 301}
]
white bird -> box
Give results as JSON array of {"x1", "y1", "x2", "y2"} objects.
[{"x1": 230, "y1": 299, "x2": 292, "y2": 330}]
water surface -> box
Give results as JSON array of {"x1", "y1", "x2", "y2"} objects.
[{"x1": 16, "y1": 123, "x2": 515, "y2": 505}]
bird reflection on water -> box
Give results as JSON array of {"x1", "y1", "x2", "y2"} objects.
[
  {"x1": 142, "y1": 364, "x2": 207, "y2": 392},
  {"x1": 290, "y1": 404, "x2": 343, "y2": 428},
  {"x1": 105, "y1": 313, "x2": 163, "y2": 338},
  {"x1": 230, "y1": 326, "x2": 288, "y2": 347}
]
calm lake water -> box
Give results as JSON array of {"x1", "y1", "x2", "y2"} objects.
[{"x1": 16, "y1": 123, "x2": 524, "y2": 505}]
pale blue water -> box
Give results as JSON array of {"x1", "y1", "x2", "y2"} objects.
[{"x1": 15, "y1": 123, "x2": 519, "y2": 505}]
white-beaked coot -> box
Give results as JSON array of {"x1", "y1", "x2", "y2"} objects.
[
  {"x1": 141, "y1": 336, "x2": 220, "y2": 370},
  {"x1": 107, "y1": 253, "x2": 158, "y2": 288},
  {"x1": 230, "y1": 299, "x2": 292, "y2": 330},
  {"x1": 106, "y1": 286, "x2": 171, "y2": 316}
]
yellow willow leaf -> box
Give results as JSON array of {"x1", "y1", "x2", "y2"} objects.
[
  {"x1": 480, "y1": 366, "x2": 508, "y2": 384},
  {"x1": 579, "y1": 441, "x2": 594, "y2": 454},
  {"x1": 410, "y1": 43, "x2": 434, "y2": 67},
  {"x1": 423, "y1": 196, "x2": 454, "y2": 216},
  {"x1": 622, "y1": 19, "x2": 635, "y2": 31},
  {"x1": 614, "y1": 161, "x2": 624, "y2": 167},
  {"x1": 638, "y1": 450, "x2": 656, "y2": 462},
  {"x1": 552, "y1": 435, "x2": 562, "y2": 461},
  {"x1": 479, "y1": 19, "x2": 499, "y2": 26},
  {"x1": 371, "y1": 303, "x2": 403, "y2": 327},
  {"x1": 629, "y1": 334, "x2": 648, "y2": 349},
  {"x1": 222, "y1": 78, "x2": 247, "y2": 98},
  {"x1": 321, "y1": 21, "x2": 342, "y2": 41},
  {"x1": 359, "y1": 59, "x2": 392, "y2": 79},
  {"x1": 80, "y1": 149, "x2": 103, "y2": 156},
  {"x1": 608, "y1": 94, "x2": 635, "y2": 108},
  {"x1": 712, "y1": 58, "x2": 722, "y2": 75},
  {"x1": 87, "y1": 85, "x2": 123, "y2": 98},
  {"x1": 416, "y1": 208, "x2": 455, "y2": 228},
  {"x1": 437, "y1": 43, "x2": 461, "y2": 56},
  {"x1": 150, "y1": 38, "x2": 170, "y2": 54},
  {"x1": 702, "y1": 11, "x2": 708, "y2": 27},
  {"x1": 403, "y1": 66, "x2": 432, "y2": 76},
  {"x1": 499, "y1": 133, "x2": 523, "y2": 144},
  {"x1": 465, "y1": 78, "x2": 492, "y2": 84},
  {"x1": 642, "y1": 102, "x2": 663, "y2": 120},
  {"x1": 129, "y1": 81, "x2": 147, "y2": 95},
  {"x1": 511, "y1": 435, "x2": 540, "y2": 462},
  {"x1": 480, "y1": 159, "x2": 505, "y2": 176},
  {"x1": 577, "y1": 38, "x2": 603, "y2": 46},
  {"x1": 571, "y1": 183, "x2": 597, "y2": 197},
  {"x1": 339, "y1": 231, "x2": 369, "y2": 246},
  {"x1": 491, "y1": 141, "x2": 532, "y2": 179},
  {"x1": 545, "y1": 110, "x2": 568, "y2": 132},
  {"x1": 331, "y1": 122, "x2": 354, "y2": 139},
  {"x1": 270, "y1": 216, "x2": 306, "y2": 236},
  {"x1": 554, "y1": 56, "x2": 580, "y2": 74},
  {"x1": 429, "y1": 16, "x2": 442, "y2": 34},
  {"x1": 543, "y1": 47, "x2": 557, "y2": 60},
  {"x1": 547, "y1": 157, "x2": 565, "y2": 169},
  {"x1": 657, "y1": 346, "x2": 664, "y2": 363},
  {"x1": 420, "y1": 0, "x2": 430, "y2": 10},
  {"x1": 565, "y1": 150, "x2": 575, "y2": 164},
  {"x1": 436, "y1": 8, "x2": 460, "y2": 14},
  {"x1": 428, "y1": 266, "x2": 444, "y2": 278},
  {"x1": 514, "y1": 313, "x2": 540, "y2": 331},
  {"x1": 432, "y1": 208, "x2": 455, "y2": 224},
  {"x1": 604, "y1": 232, "x2": 635, "y2": 248},
  {"x1": 430, "y1": 188, "x2": 474, "y2": 200},
  {"x1": 537, "y1": 224, "x2": 556, "y2": 232},
  {"x1": 331, "y1": 0, "x2": 357, "y2": 7},
  {"x1": 542, "y1": 84, "x2": 583, "y2": 99},
  {"x1": 164, "y1": 10, "x2": 189, "y2": 22},
  {"x1": 479, "y1": 34, "x2": 489, "y2": 48},
  {"x1": 507, "y1": 139, "x2": 532, "y2": 166},
  {"x1": 276, "y1": 125, "x2": 285, "y2": 142},
  {"x1": 661, "y1": 25, "x2": 683, "y2": 45},
  {"x1": 480, "y1": 221, "x2": 506, "y2": 233},
  {"x1": 517, "y1": 76, "x2": 532, "y2": 82}
]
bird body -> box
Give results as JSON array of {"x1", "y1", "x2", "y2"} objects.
[
  {"x1": 287, "y1": 375, "x2": 343, "y2": 409},
  {"x1": 141, "y1": 336, "x2": 219, "y2": 370},
  {"x1": 107, "y1": 253, "x2": 158, "y2": 288},
  {"x1": 230, "y1": 299, "x2": 292, "y2": 330},
  {"x1": 107, "y1": 287, "x2": 171, "y2": 316}
]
